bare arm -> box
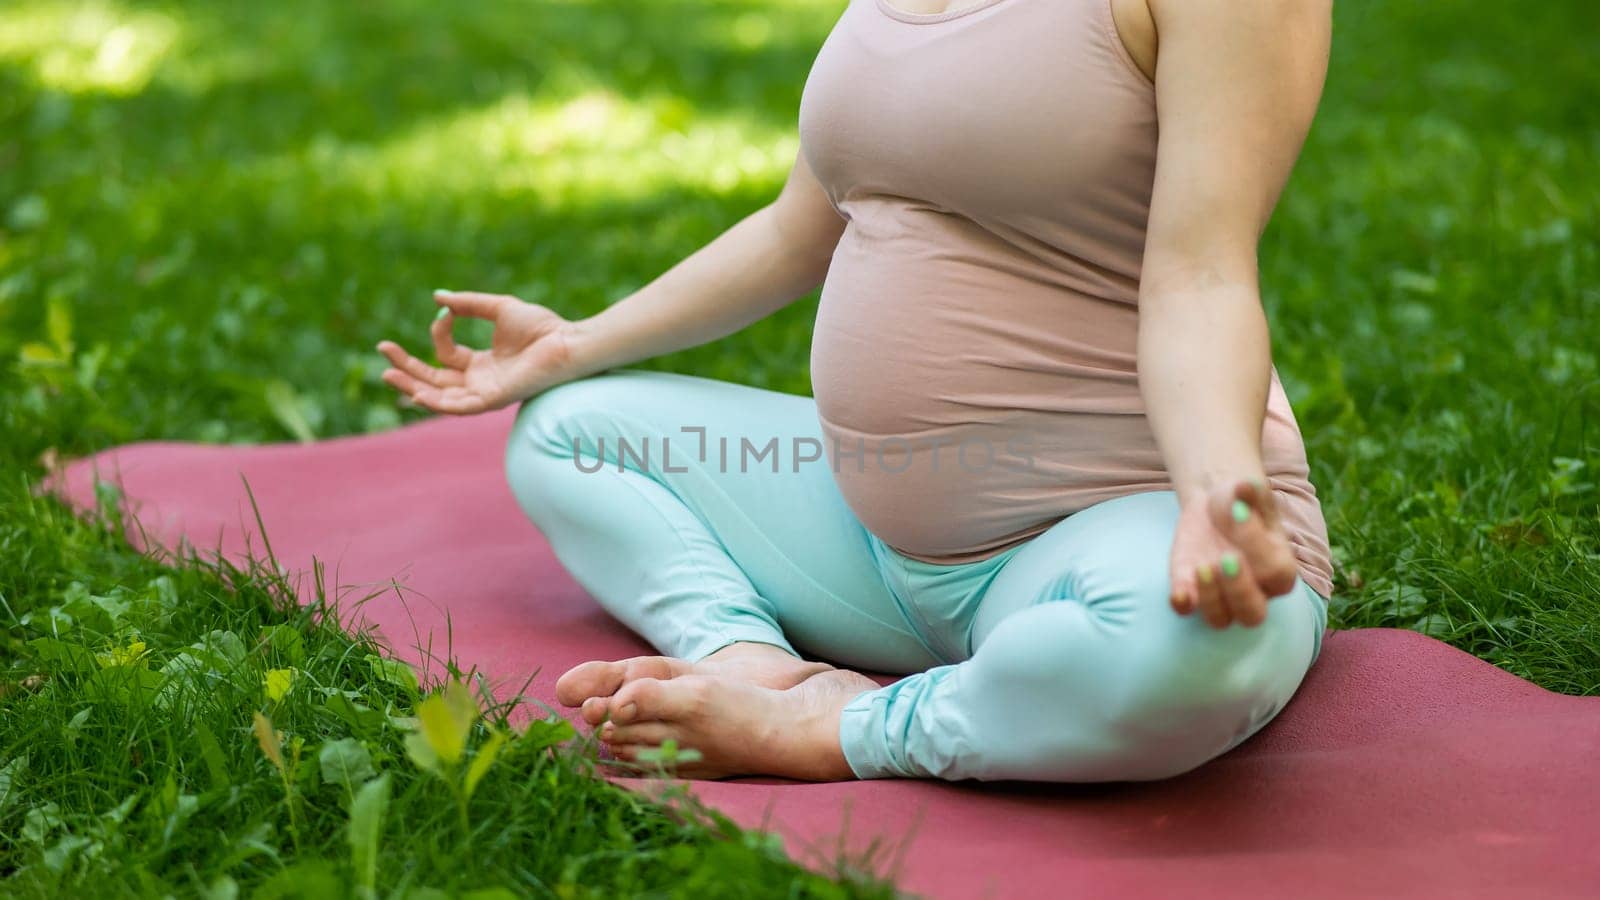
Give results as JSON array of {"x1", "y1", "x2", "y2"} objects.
[
  {"x1": 377, "y1": 151, "x2": 845, "y2": 413},
  {"x1": 562, "y1": 151, "x2": 845, "y2": 373},
  {"x1": 1139, "y1": 0, "x2": 1330, "y2": 624}
]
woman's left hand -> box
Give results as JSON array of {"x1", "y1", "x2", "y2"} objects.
[{"x1": 1168, "y1": 479, "x2": 1301, "y2": 628}]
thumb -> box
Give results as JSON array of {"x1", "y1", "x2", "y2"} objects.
[{"x1": 1208, "y1": 479, "x2": 1298, "y2": 597}]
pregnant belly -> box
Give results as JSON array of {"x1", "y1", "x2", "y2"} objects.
[
  {"x1": 810, "y1": 230, "x2": 1143, "y2": 426},
  {"x1": 809, "y1": 234, "x2": 1164, "y2": 558},
  {"x1": 807, "y1": 227, "x2": 1333, "y2": 593},
  {"x1": 816, "y1": 408, "x2": 1171, "y2": 560}
]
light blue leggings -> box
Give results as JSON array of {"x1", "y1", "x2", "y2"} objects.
[{"x1": 504, "y1": 370, "x2": 1328, "y2": 782}]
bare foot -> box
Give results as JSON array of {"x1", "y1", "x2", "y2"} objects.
[
  {"x1": 597, "y1": 668, "x2": 882, "y2": 780},
  {"x1": 555, "y1": 641, "x2": 834, "y2": 726}
]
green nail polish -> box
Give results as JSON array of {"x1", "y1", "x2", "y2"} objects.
[
  {"x1": 434, "y1": 305, "x2": 450, "y2": 321},
  {"x1": 1231, "y1": 500, "x2": 1250, "y2": 523},
  {"x1": 1220, "y1": 553, "x2": 1241, "y2": 578}
]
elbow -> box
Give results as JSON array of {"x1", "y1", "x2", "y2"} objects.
[{"x1": 763, "y1": 201, "x2": 844, "y2": 289}]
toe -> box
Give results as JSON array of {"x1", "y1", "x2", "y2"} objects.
[
  {"x1": 555, "y1": 660, "x2": 625, "y2": 707},
  {"x1": 601, "y1": 721, "x2": 677, "y2": 746},
  {"x1": 609, "y1": 675, "x2": 708, "y2": 725},
  {"x1": 555, "y1": 655, "x2": 691, "y2": 708},
  {"x1": 606, "y1": 743, "x2": 641, "y2": 763},
  {"x1": 581, "y1": 696, "x2": 610, "y2": 726},
  {"x1": 622, "y1": 655, "x2": 693, "y2": 683}
]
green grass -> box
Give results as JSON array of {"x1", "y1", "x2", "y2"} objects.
[
  {"x1": 1, "y1": 0, "x2": 1597, "y2": 893},
  {"x1": 0, "y1": 486, "x2": 898, "y2": 897}
]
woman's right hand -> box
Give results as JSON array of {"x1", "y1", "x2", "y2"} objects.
[{"x1": 376, "y1": 289, "x2": 577, "y2": 415}]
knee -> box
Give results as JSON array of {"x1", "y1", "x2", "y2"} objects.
[
  {"x1": 508, "y1": 377, "x2": 605, "y2": 450},
  {"x1": 506, "y1": 375, "x2": 639, "y2": 463},
  {"x1": 503, "y1": 377, "x2": 628, "y2": 509},
  {"x1": 975, "y1": 598, "x2": 1311, "y2": 782},
  {"x1": 1092, "y1": 606, "x2": 1314, "y2": 778}
]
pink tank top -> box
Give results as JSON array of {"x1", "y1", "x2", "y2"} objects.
[{"x1": 797, "y1": 0, "x2": 1334, "y2": 597}]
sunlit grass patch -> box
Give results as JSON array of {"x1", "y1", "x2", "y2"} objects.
[
  {"x1": 249, "y1": 88, "x2": 800, "y2": 209},
  {"x1": 0, "y1": 0, "x2": 180, "y2": 95}
]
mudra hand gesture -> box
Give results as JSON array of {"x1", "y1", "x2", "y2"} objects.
[
  {"x1": 1168, "y1": 479, "x2": 1302, "y2": 629},
  {"x1": 376, "y1": 290, "x2": 574, "y2": 415}
]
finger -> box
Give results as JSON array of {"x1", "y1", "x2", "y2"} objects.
[
  {"x1": 1217, "y1": 551, "x2": 1269, "y2": 627},
  {"x1": 428, "y1": 310, "x2": 474, "y2": 369},
  {"x1": 377, "y1": 340, "x2": 464, "y2": 388},
  {"x1": 411, "y1": 386, "x2": 491, "y2": 416},
  {"x1": 1237, "y1": 477, "x2": 1283, "y2": 529},
  {"x1": 1170, "y1": 570, "x2": 1197, "y2": 616},
  {"x1": 1209, "y1": 480, "x2": 1298, "y2": 598},
  {"x1": 434, "y1": 289, "x2": 512, "y2": 321},
  {"x1": 1209, "y1": 480, "x2": 1268, "y2": 541},
  {"x1": 1194, "y1": 563, "x2": 1230, "y2": 629},
  {"x1": 380, "y1": 366, "x2": 433, "y2": 399},
  {"x1": 385, "y1": 375, "x2": 490, "y2": 416}
]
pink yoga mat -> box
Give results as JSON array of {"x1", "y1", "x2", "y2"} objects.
[{"x1": 46, "y1": 409, "x2": 1600, "y2": 898}]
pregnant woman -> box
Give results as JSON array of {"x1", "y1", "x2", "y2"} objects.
[{"x1": 376, "y1": 0, "x2": 1334, "y2": 782}]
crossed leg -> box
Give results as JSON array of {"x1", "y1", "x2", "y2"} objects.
[
  {"x1": 504, "y1": 370, "x2": 941, "y2": 777},
  {"x1": 506, "y1": 372, "x2": 1326, "y2": 781}
]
